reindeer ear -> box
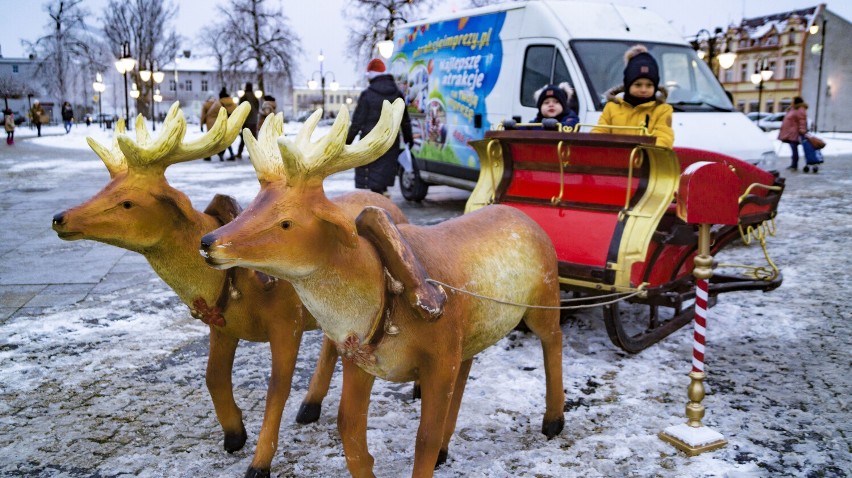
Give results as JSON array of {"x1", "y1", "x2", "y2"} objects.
[{"x1": 313, "y1": 201, "x2": 358, "y2": 249}]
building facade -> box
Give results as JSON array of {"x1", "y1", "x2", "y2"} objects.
[
  {"x1": 292, "y1": 86, "x2": 362, "y2": 121},
  {"x1": 715, "y1": 4, "x2": 850, "y2": 132},
  {"x1": 0, "y1": 55, "x2": 58, "y2": 123}
]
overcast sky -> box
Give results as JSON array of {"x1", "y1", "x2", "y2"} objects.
[{"x1": 1, "y1": 0, "x2": 849, "y2": 88}]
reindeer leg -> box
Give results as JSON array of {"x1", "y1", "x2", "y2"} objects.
[
  {"x1": 206, "y1": 328, "x2": 247, "y2": 453},
  {"x1": 339, "y1": 359, "x2": 377, "y2": 478},
  {"x1": 412, "y1": 357, "x2": 459, "y2": 478},
  {"x1": 296, "y1": 335, "x2": 338, "y2": 424},
  {"x1": 355, "y1": 207, "x2": 446, "y2": 322},
  {"x1": 436, "y1": 358, "x2": 472, "y2": 469},
  {"x1": 522, "y1": 308, "x2": 565, "y2": 439},
  {"x1": 244, "y1": 323, "x2": 303, "y2": 478}
]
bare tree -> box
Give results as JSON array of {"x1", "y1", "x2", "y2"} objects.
[
  {"x1": 344, "y1": 0, "x2": 437, "y2": 68},
  {"x1": 216, "y1": 0, "x2": 302, "y2": 93},
  {"x1": 24, "y1": 0, "x2": 100, "y2": 106},
  {"x1": 101, "y1": 0, "x2": 180, "y2": 117},
  {"x1": 0, "y1": 74, "x2": 39, "y2": 110}
]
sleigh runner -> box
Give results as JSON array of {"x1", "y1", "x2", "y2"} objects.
[{"x1": 466, "y1": 127, "x2": 784, "y2": 352}]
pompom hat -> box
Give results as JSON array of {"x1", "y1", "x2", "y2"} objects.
[
  {"x1": 534, "y1": 82, "x2": 573, "y2": 113},
  {"x1": 623, "y1": 44, "x2": 660, "y2": 89}
]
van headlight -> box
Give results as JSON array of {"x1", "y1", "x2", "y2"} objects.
[{"x1": 758, "y1": 151, "x2": 778, "y2": 170}]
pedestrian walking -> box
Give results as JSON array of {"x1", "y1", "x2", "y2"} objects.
[
  {"x1": 258, "y1": 95, "x2": 277, "y2": 132},
  {"x1": 61, "y1": 101, "x2": 74, "y2": 134},
  {"x1": 235, "y1": 82, "x2": 259, "y2": 159},
  {"x1": 778, "y1": 96, "x2": 809, "y2": 172},
  {"x1": 202, "y1": 88, "x2": 237, "y2": 161},
  {"x1": 345, "y1": 58, "x2": 414, "y2": 196},
  {"x1": 30, "y1": 100, "x2": 45, "y2": 137},
  {"x1": 4, "y1": 109, "x2": 15, "y2": 145}
]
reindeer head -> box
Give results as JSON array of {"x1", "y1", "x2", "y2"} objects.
[
  {"x1": 200, "y1": 99, "x2": 405, "y2": 278},
  {"x1": 52, "y1": 102, "x2": 250, "y2": 251}
]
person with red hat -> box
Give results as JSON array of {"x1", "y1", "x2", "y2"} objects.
[{"x1": 346, "y1": 58, "x2": 414, "y2": 196}]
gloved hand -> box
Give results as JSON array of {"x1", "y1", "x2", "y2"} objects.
[
  {"x1": 541, "y1": 118, "x2": 559, "y2": 130},
  {"x1": 502, "y1": 119, "x2": 517, "y2": 130}
]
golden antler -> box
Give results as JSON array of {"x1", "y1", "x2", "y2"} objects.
[
  {"x1": 247, "y1": 99, "x2": 404, "y2": 185},
  {"x1": 114, "y1": 101, "x2": 250, "y2": 170},
  {"x1": 86, "y1": 118, "x2": 128, "y2": 178}
]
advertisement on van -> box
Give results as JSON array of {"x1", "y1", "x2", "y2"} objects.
[{"x1": 390, "y1": 12, "x2": 506, "y2": 171}]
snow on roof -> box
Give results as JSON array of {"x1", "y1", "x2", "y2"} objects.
[
  {"x1": 740, "y1": 6, "x2": 816, "y2": 39},
  {"x1": 160, "y1": 55, "x2": 257, "y2": 73}
]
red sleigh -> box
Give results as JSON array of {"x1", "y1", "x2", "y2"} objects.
[{"x1": 467, "y1": 128, "x2": 784, "y2": 352}]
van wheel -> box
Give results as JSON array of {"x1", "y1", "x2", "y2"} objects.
[{"x1": 399, "y1": 164, "x2": 429, "y2": 202}]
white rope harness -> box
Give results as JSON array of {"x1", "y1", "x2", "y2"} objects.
[{"x1": 425, "y1": 278, "x2": 645, "y2": 310}]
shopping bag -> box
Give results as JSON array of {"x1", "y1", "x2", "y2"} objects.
[
  {"x1": 806, "y1": 135, "x2": 826, "y2": 150},
  {"x1": 802, "y1": 137, "x2": 824, "y2": 165}
]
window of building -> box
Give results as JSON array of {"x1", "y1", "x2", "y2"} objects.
[
  {"x1": 737, "y1": 100, "x2": 745, "y2": 112},
  {"x1": 185, "y1": 79, "x2": 192, "y2": 91},
  {"x1": 169, "y1": 80, "x2": 176, "y2": 91},
  {"x1": 748, "y1": 100, "x2": 759, "y2": 113},
  {"x1": 724, "y1": 69, "x2": 734, "y2": 83},
  {"x1": 787, "y1": 32, "x2": 796, "y2": 45},
  {"x1": 765, "y1": 99, "x2": 774, "y2": 113},
  {"x1": 768, "y1": 61, "x2": 776, "y2": 78},
  {"x1": 780, "y1": 98, "x2": 792, "y2": 111},
  {"x1": 201, "y1": 80, "x2": 208, "y2": 92},
  {"x1": 12, "y1": 65, "x2": 18, "y2": 73},
  {"x1": 739, "y1": 63, "x2": 749, "y2": 83},
  {"x1": 784, "y1": 59, "x2": 796, "y2": 79}
]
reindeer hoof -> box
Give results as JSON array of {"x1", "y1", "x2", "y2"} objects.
[
  {"x1": 541, "y1": 416, "x2": 565, "y2": 439},
  {"x1": 296, "y1": 402, "x2": 322, "y2": 424},
  {"x1": 224, "y1": 423, "x2": 248, "y2": 453},
  {"x1": 244, "y1": 467, "x2": 271, "y2": 478},
  {"x1": 411, "y1": 382, "x2": 421, "y2": 400},
  {"x1": 435, "y1": 449, "x2": 449, "y2": 469}
]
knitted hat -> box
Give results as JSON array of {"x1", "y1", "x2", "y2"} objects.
[
  {"x1": 366, "y1": 58, "x2": 387, "y2": 80},
  {"x1": 623, "y1": 45, "x2": 660, "y2": 89},
  {"x1": 534, "y1": 83, "x2": 573, "y2": 113}
]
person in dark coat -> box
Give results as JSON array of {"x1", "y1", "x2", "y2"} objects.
[
  {"x1": 235, "y1": 82, "x2": 259, "y2": 159},
  {"x1": 345, "y1": 58, "x2": 414, "y2": 195},
  {"x1": 61, "y1": 102, "x2": 74, "y2": 134}
]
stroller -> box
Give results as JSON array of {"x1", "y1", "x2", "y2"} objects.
[{"x1": 802, "y1": 135, "x2": 825, "y2": 173}]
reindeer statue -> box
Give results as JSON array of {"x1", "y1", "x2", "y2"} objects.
[
  {"x1": 200, "y1": 99, "x2": 565, "y2": 478},
  {"x1": 51, "y1": 102, "x2": 408, "y2": 478}
]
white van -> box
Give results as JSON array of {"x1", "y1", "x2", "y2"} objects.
[{"x1": 389, "y1": 0, "x2": 779, "y2": 201}]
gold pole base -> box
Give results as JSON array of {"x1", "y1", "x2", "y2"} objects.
[{"x1": 659, "y1": 424, "x2": 727, "y2": 456}]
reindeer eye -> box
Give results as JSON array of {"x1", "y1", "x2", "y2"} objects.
[
  {"x1": 281, "y1": 220, "x2": 292, "y2": 230},
  {"x1": 122, "y1": 201, "x2": 133, "y2": 209}
]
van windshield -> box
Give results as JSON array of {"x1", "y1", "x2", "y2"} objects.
[{"x1": 571, "y1": 40, "x2": 734, "y2": 113}]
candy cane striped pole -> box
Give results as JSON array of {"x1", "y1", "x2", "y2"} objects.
[
  {"x1": 659, "y1": 223, "x2": 727, "y2": 454},
  {"x1": 692, "y1": 277, "x2": 708, "y2": 374}
]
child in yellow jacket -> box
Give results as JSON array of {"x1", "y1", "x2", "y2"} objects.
[{"x1": 592, "y1": 45, "x2": 674, "y2": 148}]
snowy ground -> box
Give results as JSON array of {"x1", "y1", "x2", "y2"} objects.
[{"x1": 0, "y1": 121, "x2": 849, "y2": 477}]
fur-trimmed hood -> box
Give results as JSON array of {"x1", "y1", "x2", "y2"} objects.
[{"x1": 603, "y1": 84, "x2": 668, "y2": 106}]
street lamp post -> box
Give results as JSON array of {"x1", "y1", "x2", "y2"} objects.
[
  {"x1": 114, "y1": 41, "x2": 136, "y2": 130},
  {"x1": 810, "y1": 18, "x2": 827, "y2": 132},
  {"x1": 139, "y1": 62, "x2": 165, "y2": 131},
  {"x1": 691, "y1": 27, "x2": 736, "y2": 78},
  {"x1": 750, "y1": 57, "x2": 774, "y2": 130},
  {"x1": 308, "y1": 50, "x2": 339, "y2": 118},
  {"x1": 92, "y1": 73, "x2": 106, "y2": 129}
]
